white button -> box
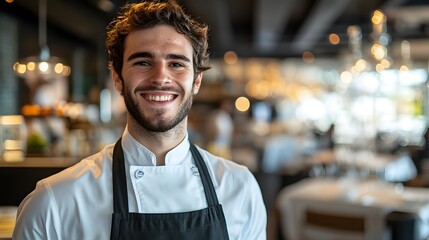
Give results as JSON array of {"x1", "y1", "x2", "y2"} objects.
[
  {"x1": 191, "y1": 166, "x2": 199, "y2": 176},
  {"x1": 134, "y1": 170, "x2": 144, "y2": 179}
]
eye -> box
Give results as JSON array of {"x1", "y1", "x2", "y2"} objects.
[
  {"x1": 169, "y1": 62, "x2": 186, "y2": 68},
  {"x1": 133, "y1": 60, "x2": 150, "y2": 66}
]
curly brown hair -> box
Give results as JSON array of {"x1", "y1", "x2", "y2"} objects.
[{"x1": 106, "y1": 0, "x2": 211, "y2": 79}]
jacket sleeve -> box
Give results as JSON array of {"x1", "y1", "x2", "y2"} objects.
[
  {"x1": 13, "y1": 180, "x2": 61, "y2": 240},
  {"x1": 240, "y1": 172, "x2": 267, "y2": 240}
]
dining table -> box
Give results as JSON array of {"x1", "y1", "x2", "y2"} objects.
[{"x1": 277, "y1": 177, "x2": 429, "y2": 240}]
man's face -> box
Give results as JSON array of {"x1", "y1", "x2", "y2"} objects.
[{"x1": 113, "y1": 24, "x2": 202, "y2": 132}]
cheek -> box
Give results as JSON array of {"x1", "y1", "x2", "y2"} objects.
[{"x1": 122, "y1": 72, "x2": 141, "y2": 89}]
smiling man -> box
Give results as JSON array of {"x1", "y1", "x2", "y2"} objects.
[{"x1": 12, "y1": 1, "x2": 267, "y2": 239}]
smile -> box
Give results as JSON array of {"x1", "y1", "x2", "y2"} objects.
[{"x1": 143, "y1": 94, "x2": 176, "y2": 102}]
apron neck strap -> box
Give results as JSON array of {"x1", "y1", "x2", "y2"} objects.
[
  {"x1": 112, "y1": 138, "x2": 128, "y2": 213},
  {"x1": 190, "y1": 144, "x2": 219, "y2": 207}
]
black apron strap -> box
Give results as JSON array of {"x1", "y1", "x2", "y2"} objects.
[
  {"x1": 112, "y1": 138, "x2": 128, "y2": 213},
  {"x1": 190, "y1": 144, "x2": 219, "y2": 207}
]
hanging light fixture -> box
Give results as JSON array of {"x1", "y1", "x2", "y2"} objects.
[
  {"x1": 370, "y1": 10, "x2": 392, "y2": 72},
  {"x1": 13, "y1": 0, "x2": 70, "y2": 85}
]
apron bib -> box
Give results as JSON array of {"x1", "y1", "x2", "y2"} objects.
[{"x1": 110, "y1": 139, "x2": 229, "y2": 240}]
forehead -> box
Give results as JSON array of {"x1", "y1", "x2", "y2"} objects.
[{"x1": 123, "y1": 25, "x2": 194, "y2": 59}]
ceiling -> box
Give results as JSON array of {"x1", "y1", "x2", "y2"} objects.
[{"x1": 4, "y1": 0, "x2": 429, "y2": 63}]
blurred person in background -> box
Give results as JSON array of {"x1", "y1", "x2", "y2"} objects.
[
  {"x1": 262, "y1": 120, "x2": 316, "y2": 174},
  {"x1": 205, "y1": 98, "x2": 234, "y2": 159},
  {"x1": 12, "y1": 1, "x2": 266, "y2": 239}
]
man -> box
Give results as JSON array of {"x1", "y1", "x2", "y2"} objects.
[{"x1": 13, "y1": 1, "x2": 267, "y2": 239}]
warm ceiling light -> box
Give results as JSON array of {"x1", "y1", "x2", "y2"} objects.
[
  {"x1": 302, "y1": 52, "x2": 314, "y2": 63},
  {"x1": 13, "y1": 0, "x2": 70, "y2": 84},
  {"x1": 27, "y1": 62, "x2": 36, "y2": 71},
  {"x1": 380, "y1": 59, "x2": 390, "y2": 68},
  {"x1": 372, "y1": 10, "x2": 385, "y2": 25},
  {"x1": 371, "y1": 44, "x2": 386, "y2": 60},
  {"x1": 224, "y1": 51, "x2": 238, "y2": 65},
  {"x1": 329, "y1": 33, "x2": 340, "y2": 45},
  {"x1": 235, "y1": 96, "x2": 250, "y2": 112},
  {"x1": 375, "y1": 63, "x2": 385, "y2": 72},
  {"x1": 354, "y1": 59, "x2": 367, "y2": 72},
  {"x1": 400, "y1": 65, "x2": 409, "y2": 72}
]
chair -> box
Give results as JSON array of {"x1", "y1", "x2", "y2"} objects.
[
  {"x1": 385, "y1": 211, "x2": 418, "y2": 240},
  {"x1": 303, "y1": 208, "x2": 365, "y2": 240},
  {"x1": 297, "y1": 201, "x2": 385, "y2": 240}
]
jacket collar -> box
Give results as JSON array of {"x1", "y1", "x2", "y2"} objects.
[{"x1": 121, "y1": 126, "x2": 191, "y2": 166}]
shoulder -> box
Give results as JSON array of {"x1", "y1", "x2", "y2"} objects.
[
  {"x1": 19, "y1": 143, "x2": 115, "y2": 209},
  {"x1": 13, "y1": 144, "x2": 116, "y2": 238},
  {"x1": 44, "y1": 144, "x2": 114, "y2": 185}
]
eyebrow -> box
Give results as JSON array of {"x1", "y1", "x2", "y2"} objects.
[
  {"x1": 127, "y1": 52, "x2": 152, "y2": 61},
  {"x1": 127, "y1": 52, "x2": 191, "y2": 63}
]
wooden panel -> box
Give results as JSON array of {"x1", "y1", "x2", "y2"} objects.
[{"x1": 305, "y1": 210, "x2": 365, "y2": 232}]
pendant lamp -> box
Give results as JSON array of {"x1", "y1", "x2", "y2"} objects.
[{"x1": 13, "y1": 0, "x2": 70, "y2": 86}]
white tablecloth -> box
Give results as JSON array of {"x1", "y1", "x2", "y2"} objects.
[{"x1": 277, "y1": 177, "x2": 429, "y2": 240}]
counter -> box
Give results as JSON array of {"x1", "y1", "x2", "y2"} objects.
[{"x1": 0, "y1": 157, "x2": 80, "y2": 206}]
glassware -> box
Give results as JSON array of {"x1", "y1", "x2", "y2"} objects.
[{"x1": 0, "y1": 115, "x2": 27, "y2": 162}]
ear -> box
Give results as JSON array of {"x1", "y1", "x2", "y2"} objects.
[
  {"x1": 192, "y1": 72, "x2": 203, "y2": 95},
  {"x1": 112, "y1": 69, "x2": 123, "y2": 94}
]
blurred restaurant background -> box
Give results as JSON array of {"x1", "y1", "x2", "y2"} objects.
[{"x1": 2, "y1": 0, "x2": 429, "y2": 239}]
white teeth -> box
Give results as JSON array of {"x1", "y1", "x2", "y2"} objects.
[{"x1": 146, "y1": 95, "x2": 173, "y2": 102}]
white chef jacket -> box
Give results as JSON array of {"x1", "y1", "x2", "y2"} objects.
[{"x1": 12, "y1": 128, "x2": 267, "y2": 240}]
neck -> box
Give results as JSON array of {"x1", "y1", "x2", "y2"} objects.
[{"x1": 127, "y1": 117, "x2": 188, "y2": 165}]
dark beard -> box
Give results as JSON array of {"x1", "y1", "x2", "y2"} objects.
[{"x1": 122, "y1": 83, "x2": 194, "y2": 132}]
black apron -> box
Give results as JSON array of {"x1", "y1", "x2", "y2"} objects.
[{"x1": 110, "y1": 139, "x2": 230, "y2": 240}]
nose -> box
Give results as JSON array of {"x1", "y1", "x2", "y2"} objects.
[{"x1": 150, "y1": 63, "x2": 171, "y2": 85}]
